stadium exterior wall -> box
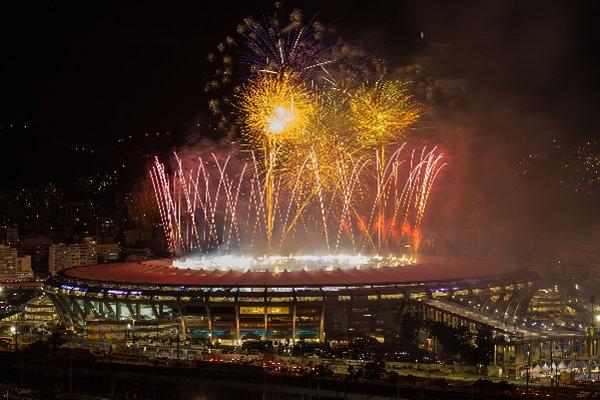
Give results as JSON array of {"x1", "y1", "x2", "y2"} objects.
[{"x1": 43, "y1": 260, "x2": 538, "y2": 345}]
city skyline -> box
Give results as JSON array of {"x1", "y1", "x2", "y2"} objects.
[
  {"x1": 2, "y1": 3, "x2": 600, "y2": 399},
  {"x1": 2, "y1": 2, "x2": 600, "y2": 266}
]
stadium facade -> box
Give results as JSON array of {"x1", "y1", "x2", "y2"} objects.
[{"x1": 43, "y1": 257, "x2": 537, "y2": 345}]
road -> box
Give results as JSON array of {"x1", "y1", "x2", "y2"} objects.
[{"x1": 421, "y1": 299, "x2": 588, "y2": 341}]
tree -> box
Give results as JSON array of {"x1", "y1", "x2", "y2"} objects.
[
  {"x1": 472, "y1": 327, "x2": 494, "y2": 365},
  {"x1": 426, "y1": 321, "x2": 472, "y2": 359},
  {"x1": 398, "y1": 313, "x2": 422, "y2": 352}
]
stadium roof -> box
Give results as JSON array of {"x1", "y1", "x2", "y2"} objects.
[{"x1": 64, "y1": 257, "x2": 519, "y2": 287}]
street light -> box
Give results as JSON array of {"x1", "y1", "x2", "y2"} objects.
[
  {"x1": 126, "y1": 323, "x2": 132, "y2": 354},
  {"x1": 127, "y1": 320, "x2": 136, "y2": 356},
  {"x1": 175, "y1": 327, "x2": 180, "y2": 361},
  {"x1": 10, "y1": 325, "x2": 17, "y2": 350}
]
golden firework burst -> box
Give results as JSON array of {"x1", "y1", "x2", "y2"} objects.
[
  {"x1": 350, "y1": 79, "x2": 422, "y2": 149},
  {"x1": 238, "y1": 72, "x2": 316, "y2": 149}
]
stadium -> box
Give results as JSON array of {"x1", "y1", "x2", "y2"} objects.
[{"x1": 43, "y1": 257, "x2": 538, "y2": 345}]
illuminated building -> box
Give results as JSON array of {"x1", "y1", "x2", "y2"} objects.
[
  {"x1": 16, "y1": 255, "x2": 32, "y2": 281},
  {"x1": 23, "y1": 295, "x2": 58, "y2": 323},
  {"x1": 44, "y1": 257, "x2": 537, "y2": 344},
  {"x1": 49, "y1": 237, "x2": 97, "y2": 275},
  {"x1": 48, "y1": 244, "x2": 67, "y2": 276},
  {"x1": 97, "y1": 243, "x2": 120, "y2": 263},
  {"x1": 0, "y1": 245, "x2": 32, "y2": 282},
  {"x1": 0, "y1": 245, "x2": 17, "y2": 282}
]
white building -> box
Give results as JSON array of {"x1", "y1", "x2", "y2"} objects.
[
  {"x1": 0, "y1": 245, "x2": 17, "y2": 282},
  {"x1": 0, "y1": 245, "x2": 32, "y2": 282},
  {"x1": 48, "y1": 237, "x2": 97, "y2": 275},
  {"x1": 48, "y1": 243, "x2": 67, "y2": 276}
]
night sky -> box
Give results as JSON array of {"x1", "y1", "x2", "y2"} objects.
[{"x1": 2, "y1": 1, "x2": 600, "y2": 260}]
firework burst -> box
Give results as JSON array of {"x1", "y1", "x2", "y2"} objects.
[
  {"x1": 150, "y1": 146, "x2": 445, "y2": 257},
  {"x1": 238, "y1": 8, "x2": 334, "y2": 78},
  {"x1": 238, "y1": 72, "x2": 316, "y2": 148},
  {"x1": 350, "y1": 79, "x2": 422, "y2": 150},
  {"x1": 151, "y1": 5, "x2": 446, "y2": 264}
]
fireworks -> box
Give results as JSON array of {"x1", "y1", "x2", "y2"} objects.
[
  {"x1": 238, "y1": 10, "x2": 334, "y2": 78},
  {"x1": 238, "y1": 72, "x2": 315, "y2": 147},
  {"x1": 150, "y1": 146, "x2": 445, "y2": 257},
  {"x1": 150, "y1": 5, "x2": 447, "y2": 265},
  {"x1": 350, "y1": 79, "x2": 422, "y2": 150}
]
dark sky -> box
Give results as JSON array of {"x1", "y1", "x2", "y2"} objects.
[
  {"x1": 1, "y1": 1, "x2": 598, "y2": 159},
  {"x1": 2, "y1": 1, "x2": 597, "y2": 154},
  {"x1": 2, "y1": 1, "x2": 600, "y2": 260}
]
